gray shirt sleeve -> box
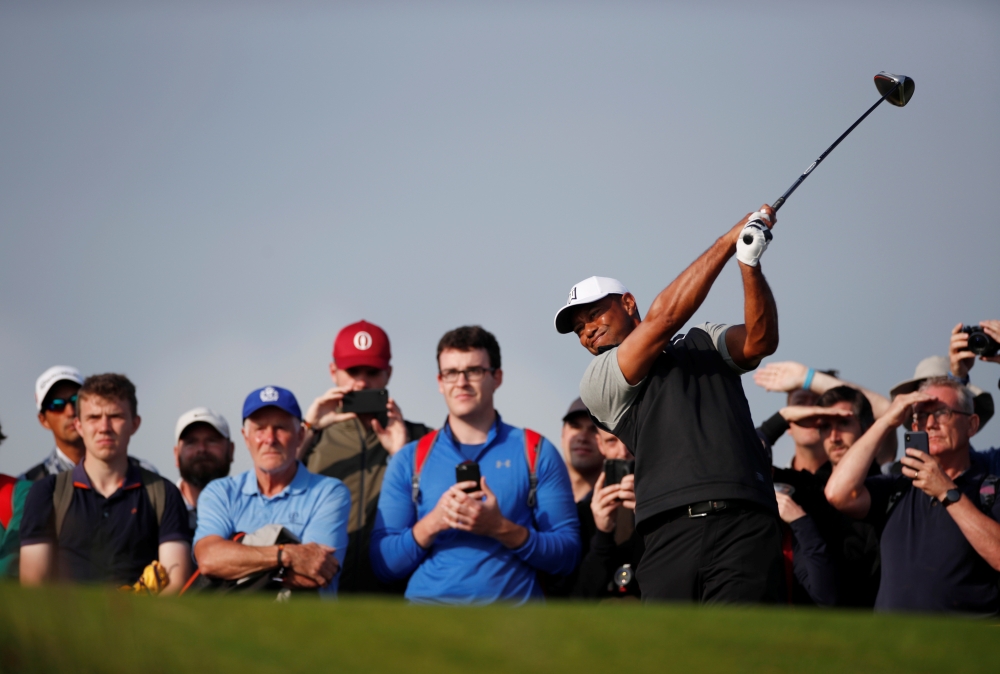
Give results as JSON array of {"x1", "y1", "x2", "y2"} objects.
[
  {"x1": 693, "y1": 322, "x2": 754, "y2": 375},
  {"x1": 579, "y1": 348, "x2": 642, "y2": 431}
]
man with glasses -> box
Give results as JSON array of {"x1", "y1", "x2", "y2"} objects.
[
  {"x1": 825, "y1": 377, "x2": 1000, "y2": 614},
  {"x1": 23, "y1": 366, "x2": 157, "y2": 481},
  {"x1": 370, "y1": 326, "x2": 579, "y2": 603}
]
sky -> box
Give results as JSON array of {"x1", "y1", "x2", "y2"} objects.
[{"x1": 2, "y1": 1, "x2": 999, "y2": 479}]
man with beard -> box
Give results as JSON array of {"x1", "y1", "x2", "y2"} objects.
[{"x1": 173, "y1": 408, "x2": 235, "y2": 530}]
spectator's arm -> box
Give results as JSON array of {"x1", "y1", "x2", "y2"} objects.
[
  {"x1": 157, "y1": 541, "x2": 192, "y2": 596},
  {"x1": 943, "y1": 497, "x2": 1000, "y2": 571},
  {"x1": 19, "y1": 543, "x2": 53, "y2": 586},
  {"x1": 370, "y1": 443, "x2": 431, "y2": 582},
  {"x1": 825, "y1": 391, "x2": 931, "y2": 518},
  {"x1": 297, "y1": 480, "x2": 351, "y2": 592},
  {"x1": 570, "y1": 530, "x2": 618, "y2": 598},
  {"x1": 788, "y1": 516, "x2": 838, "y2": 607},
  {"x1": 509, "y1": 439, "x2": 581, "y2": 576},
  {"x1": 17, "y1": 477, "x2": 57, "y2": 586},
  {"x1": 616, "y1": 208, "x2": 771, "y2": 385},
  {"x1": 754, "y1": 361, "x2": 891, "y2": 417}
]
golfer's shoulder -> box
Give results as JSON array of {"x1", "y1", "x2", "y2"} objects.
[
  {"x1": 688, "y1": 322, "x2": 732, "y2": 351},
  {"x1": 579, "y1": 348, "x2": 640, "y2": 429}
]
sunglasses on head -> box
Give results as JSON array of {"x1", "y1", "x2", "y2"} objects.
[{"x1": 43, "y1": 393, "x2": 78, "y2": 413}]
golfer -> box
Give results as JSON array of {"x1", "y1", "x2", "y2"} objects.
[{"x1": 553, "y1": 205, "x2": 783, "y2": 603}]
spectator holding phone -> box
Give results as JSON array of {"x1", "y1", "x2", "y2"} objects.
[
  {"x1": 570, "y1": 428, "x2": 642, "y2": 598},
  {"x1": 825, "y1": 378, "x2": 1000, "y2": 614},
  {"x1": 370, "y1": 326, "x2": 579, "y2": 604},
  {"x1": 298, "y1": 320, "x2": 431, "y2": 594}
]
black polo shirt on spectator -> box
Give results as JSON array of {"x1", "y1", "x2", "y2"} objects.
[
  {"x1": 866, "y1": 465, "x2": 1000, "y2": 615},
  {"x1": 19, "y1": 460, "x2": 191, "y2": 585}
]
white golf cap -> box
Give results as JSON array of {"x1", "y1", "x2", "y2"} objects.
[
  {"x1": 35, "y1": 365, "x2": 84, "y2": 412},
  {"x1": 553, "y1": 276, "x2": 630, "y2": 334},
  {"x1": 174, "y1": 407, "x2": 231, "y2": 444}
]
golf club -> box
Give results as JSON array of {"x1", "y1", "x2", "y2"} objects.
[{"x1": 770, "y1": 72, "x2": 914, "y2": 213}]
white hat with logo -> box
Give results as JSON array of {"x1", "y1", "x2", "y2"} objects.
[
  {"x1": 35, "y1": 365, "x2": 84, "y2": 412},
  {"x1": 553, "y1": 276, "x2": 630, "y2": 334},
  {"x1": 174, "y1": 407, "x2": 231, "y2": 444}
]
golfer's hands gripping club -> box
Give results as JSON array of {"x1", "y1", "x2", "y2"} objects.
[{"x1": 736, "y1": 206, "x2": 775, "y2": 268}]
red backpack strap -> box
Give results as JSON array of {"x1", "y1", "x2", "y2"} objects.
[
  {"x1": 412, "y1": 430, "x2": 439, "y2": 503},
  {"x1": 0, "y1": 474, "x2": 17, "y2": 530},
  {"x1": 523, "y1": 429, "x2": 542, "y2": 508}
]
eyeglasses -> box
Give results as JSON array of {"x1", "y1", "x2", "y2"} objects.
[
  {"x1": 912, "y1": 407, "x2": 972, "y2": 427},
  {"x1": 43, "y1": 394, "x2": 78, "y2": 413},
  {"x1": 439, "y1": 367, "x2": 495, "y2": 383}
]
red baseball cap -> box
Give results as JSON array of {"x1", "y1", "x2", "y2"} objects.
[{"x1": 333, "y1": 320, "x2": 392, "y2": 371}]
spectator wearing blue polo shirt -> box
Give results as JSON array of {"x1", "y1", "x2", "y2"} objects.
[
  {"x1": 826, "y1": 377, "x2": 1000, "y2": 614},
  {"x1": 370, "y1": 326, "x2": 580, "y2": 604},
  {"x1": 19, "y1": 374, "x2": 192, "y2": 593},
  {"x1": 194, "y1": 387, "x2": 350, "y2": 595}
]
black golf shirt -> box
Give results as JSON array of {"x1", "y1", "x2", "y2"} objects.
[
  {"x1": 866, "y1": 465, "x2": 1000, "y2": 615},
  {"x1": 581, "y1": 325, "x2": 777, "y2": 529},
  {"x1": 20, "y1": 460, "x2": 191, "y2": 585}
]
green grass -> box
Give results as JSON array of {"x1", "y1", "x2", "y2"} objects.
[{"x1": 0, "y1": 583, "x2": 996, "y2": 673}]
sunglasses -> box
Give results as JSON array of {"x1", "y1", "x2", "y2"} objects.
[{"x1": 43, "y1": 393, "x2": 78, "y2": 413}]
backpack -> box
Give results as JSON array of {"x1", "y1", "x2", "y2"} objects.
[
  {"x1": 52, "y1": 467, "x2": 165, "y2": 537},
  {"x1": 410, "y1": 428, "x2": 543, "y2": 508},
  {"x1": 0, "y1": 475, "x2": 19, "y2": 531}
]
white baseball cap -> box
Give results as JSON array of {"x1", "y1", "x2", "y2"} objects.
[
  {"x1": 174, "y1": 407, "x2": 231, "y2": 444},
  {"x1": 553, "y1": 276, "x2": 630, "y2": 334},
  {"x1": 35, "y1": 365, "x2": 84, "y2": 412}
]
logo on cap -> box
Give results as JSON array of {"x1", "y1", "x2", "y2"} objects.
[
  {"x1": 260, "y1": 387, "x2": 280, "y2": 402},
  {"x1": 569, "y1": 287, "x2": 577, "y2": 302},
  {"x1": 353, "y1": 331, "x2": 372, "y2": 351}
]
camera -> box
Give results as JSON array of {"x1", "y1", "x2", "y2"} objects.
[{"x1": 962, "y1": 326, "x2": 1000, "y2": 358}]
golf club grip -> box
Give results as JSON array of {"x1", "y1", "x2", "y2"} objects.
[{"x1": 771, "y1": 197, "x2": 786, "y2": 212}]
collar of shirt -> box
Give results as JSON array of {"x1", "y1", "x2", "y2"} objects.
[
  {"x1": 71, "y1": 459, "x2": 143, "y2": 496},
  {"x1": 439, "y1": 413, "x2": 502, "y2": 462},
  {"x1": 44, "y1": 447, "x2": 76, "y2": 475},
  {"x1": 238, "y1": 461, "x2": 310, "y2": 501}
]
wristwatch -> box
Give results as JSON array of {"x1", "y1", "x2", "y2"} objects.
[{"x1": 942, "y1": 489, "x2": 962, "y2": 507}]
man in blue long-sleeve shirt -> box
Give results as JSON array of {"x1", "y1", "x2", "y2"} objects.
[{"x1": 370, "y1": 325, "x2": 580, "y2": 604}]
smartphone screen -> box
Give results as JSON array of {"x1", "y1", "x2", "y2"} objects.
[{"x1": 455, "y1": 461, "x2": 481, "y2": 493}]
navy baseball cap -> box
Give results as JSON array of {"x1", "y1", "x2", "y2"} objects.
[{"x1": 242, "y1": 386, "x2": 302, "y2": 421}]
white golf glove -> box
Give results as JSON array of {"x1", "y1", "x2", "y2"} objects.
[{"x1": 736, "y1": 211, "x2": 773, "y2": 267}]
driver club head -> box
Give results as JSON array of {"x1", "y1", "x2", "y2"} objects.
[{"x1": 874, "y1": 72, "x2": 915, "y2": 107}]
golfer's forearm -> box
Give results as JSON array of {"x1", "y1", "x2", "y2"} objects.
[
  {"x1": 645, "y1": 230, "x2": 736, "y2": 337},
  {"x1": 739, "y1": 263, "x2": 779, "y2": 363},
  {"x1": 195, "y1": 539, "x2": 279, "y2": 579},
  {"x1": 825, "y1": 419, "x2": 890, "y2": 506}
]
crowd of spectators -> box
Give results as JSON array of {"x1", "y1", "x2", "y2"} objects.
[{"x1": 1, "y1": 303, "x2": 998, "y2": 612}]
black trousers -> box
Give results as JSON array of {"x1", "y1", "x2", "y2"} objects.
[{"x1": 636, "y1": 504, "x2": 784, "y2": 604}]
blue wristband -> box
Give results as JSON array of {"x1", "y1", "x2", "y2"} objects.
[{"x1": 803, "y1": 368, "x2": 816, "y2": 391}]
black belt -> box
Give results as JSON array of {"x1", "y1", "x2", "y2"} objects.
[{"x1": 685, "y1": 500, "x2": 731, "y2": 518}]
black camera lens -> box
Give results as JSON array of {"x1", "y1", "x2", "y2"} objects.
[{"x1": 962, "y1": 325, "x2": 1000, "y2": 358}]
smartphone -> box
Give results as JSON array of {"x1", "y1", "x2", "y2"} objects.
[
  {"x1": 341, "y1": 389, "x2": 389, "y2": 428},
  {"x1": 455, "y1": 461, "x2": 481, "y2": 493},
  {"x1": 603, "y1": 459, "x2": 635, "y2": 486},
  {"x1": 904, "y1": 431, "x2": 929, "y2": 453}
]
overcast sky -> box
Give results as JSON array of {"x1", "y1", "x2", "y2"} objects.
[{"x1": 2, "y1": 1, "x2": 999, "y2": 479}]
